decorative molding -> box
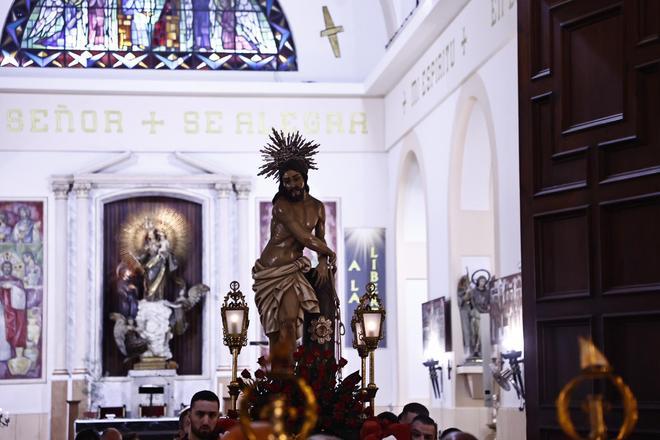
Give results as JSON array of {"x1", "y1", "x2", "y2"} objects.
[
  {"x1": 72, "y1": 181, "x2": 93, "y2": 198},
  {"x1": 77, "y1": 151, "x2": 133, "y2": 175},
  {"x1": 51, "y1": 180, "x2": 72, "y2": 199},
  {"x1": 75, "y1": 173, "x2": 231, "y2": 189},
  {"x1": 234, "y1": 181, "x2": 252, "y2": 200},
  {"x1": 174, "y1": 152, "x2": 232, "y2": 178},
  {"x1": 214, "y1": 182, "x2": 233, "y2": 199}
]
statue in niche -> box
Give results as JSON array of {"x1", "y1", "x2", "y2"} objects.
[
  {"x1": 457, "y1": 268, "x2": 493, "y2": 363},
  {"x1": 253, "y1": 129, "x2": 339, "y2": 368},
  {"x1": 110, "y1": 209, "x2": 209, "y2": 369}
]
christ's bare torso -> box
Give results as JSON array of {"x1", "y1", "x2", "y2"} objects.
[{"x1": 260, "y1": 195, "x2": 325, "y2": 268}]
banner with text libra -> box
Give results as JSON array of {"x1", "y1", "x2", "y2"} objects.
[{"x1": 344, "y1": 227, "x2": 386, "y2": 348}]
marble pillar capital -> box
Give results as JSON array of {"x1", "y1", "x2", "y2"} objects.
[
  {"x1": 51, "y1": 181, "x2": 71, "y2": 199},
  {"x1": 214, "y1": 181, "x2": 233, "y2": 199},
  {"x1": 72, "y1": 182, "x2": 93, "y2": 198},
  {"x1": 234, "y1": 181, "x2": 252, "y2": 200}
]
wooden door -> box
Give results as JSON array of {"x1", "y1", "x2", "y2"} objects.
[{"x1": 518, "y1": 0, "x2": 660, "y2": 437}]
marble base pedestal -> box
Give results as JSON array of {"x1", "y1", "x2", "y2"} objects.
[{"x1": 128, "y1": 369, "x2": 177, "y2": 417}]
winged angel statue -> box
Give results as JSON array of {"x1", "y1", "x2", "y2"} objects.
[{"x1": 109, "y1": 209, "x2": 209, "y2": 368}]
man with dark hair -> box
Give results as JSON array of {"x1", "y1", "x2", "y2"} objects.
[
  {"x1": 411, "y1": 414, "x2": 438, "y2": 440},
  {"x1": 398, "y1": 402, "x2": 430, "y2": 424},
  {"x1": 439, "y1": 430, "x2": 478, "y2": 440},
  {"x1": 377, "y1": 410, "x2": 399, "y2": 425},
  {"x1": 188, "y1": 391, "x2": 220, "y2": 440},
  {"x1": 75, "y1": 429, "x2": 100, "y2": 440}
]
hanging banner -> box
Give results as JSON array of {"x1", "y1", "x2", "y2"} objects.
[{"x1": 344, "y1": 227, "x2": 386, "y2": 348}]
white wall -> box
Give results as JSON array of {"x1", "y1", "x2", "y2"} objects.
[{"x1": 384, "y1": 0, "x2": 521, "y2": 435}]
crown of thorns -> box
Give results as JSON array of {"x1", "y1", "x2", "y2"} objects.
[{"x1": 258, "y1": 128, "x2": 319, "y2": 180}]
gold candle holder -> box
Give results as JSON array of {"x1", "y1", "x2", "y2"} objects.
[{"x1": 556, "y1": 337, "x2": 638, "y2": 440}]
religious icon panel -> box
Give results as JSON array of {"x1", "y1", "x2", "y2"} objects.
[{"x1": 0, "y1": 200, "x2": 45, "y2": 381}]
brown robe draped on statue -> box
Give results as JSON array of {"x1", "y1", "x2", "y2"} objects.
[{"x1": 252, "y1": 256, "x2": 319, "y2": 339}]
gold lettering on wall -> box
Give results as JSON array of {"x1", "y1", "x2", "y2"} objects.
[
  {"x1": 55, "y1": 105, "x2": 75, "y2": 133},
  {"x1": 80, "y1": 110, "x2": 98, "y2": 133},
  {"x1": 30, "y1": 109, "x2": 48, "y2": 133},
  {"x1": 3, "y1": 107, "x2": 372, "y2": 138},
  {"x1": 280, "y1": 112, "x2": 297, "y2": 132},
  {"x1": 205, "y1": 111, "x2": 223, "y2": 134},
  {"x1": 236, "y1": 112, "x2": 254, "y2": 134},
  {"x1": 326, "y1": 112, "x2": 344, "y2": 134},
  {"x1": 7, "y1": 109, "x2": 23, "y2": 133},
  {"x1": 349, "y1": 112, "x2": 368, "y2": 134},
  {"x1": 304, "y1": 112, "x2": 320, "y2": 134},
  {"x1": 104, "y1": 111, "x2": 123, "y2": 133},
  {"x1": 184, "y1": 111, "x2": 199, "y2": 134}
]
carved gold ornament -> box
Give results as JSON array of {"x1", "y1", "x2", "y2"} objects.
[
  {"x1": 239, "y1": 377, "x2": 318, "y2": 440},
  {"x1": 309, "y1": 316, "x2": 333, "y2": 344},
  {"x1": 556, "y1": 337, "x2": 638, "y2": 440}
]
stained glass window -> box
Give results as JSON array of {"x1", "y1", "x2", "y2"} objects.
[{"x1": 0, "y1": 0, "x2": 296, "y2": 69}]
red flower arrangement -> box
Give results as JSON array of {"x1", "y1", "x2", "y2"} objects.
[{"x1": 238, "y1": 346, "x2": 368, "y2": 439}]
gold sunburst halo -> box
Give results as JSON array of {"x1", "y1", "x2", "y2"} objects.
[{"x1": 119, "y1": 207, "x2": 190, "y2": 269}]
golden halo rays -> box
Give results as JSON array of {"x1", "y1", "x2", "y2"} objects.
[{"x1": 119, "y1": 207, "x2": 190, "y2": 268}]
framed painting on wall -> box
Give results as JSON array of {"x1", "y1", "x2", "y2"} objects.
[
  {"x1": 422, "y1": 296, "x2": 450, "y2": 359},
  {"x1": 0, "y1": 199, "x2": 46, "y2": 381},
  {"x1": 489, "y1": 272, "x2": 523, "y2": 352}
]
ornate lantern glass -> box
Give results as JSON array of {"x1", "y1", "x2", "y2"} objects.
[
  {"x1": 357, "y1": 283, "x2": 385, "y2": 351},
  {"x1": 351, "y1": 313, "x2": 366, "y2": 348},
  {"x1": 221, "y1": 281, "x2": 249, "y2": 350},
  {"x1": 225, "y1": 309, "x2": 246, "y2": 336}
]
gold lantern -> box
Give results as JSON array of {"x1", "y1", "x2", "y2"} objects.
[{"x1": 221, "y1": 281, "x2": 250, "y2": 412}]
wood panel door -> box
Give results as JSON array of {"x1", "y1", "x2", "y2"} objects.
[{"x1": 518, "y1": 0, "x2": 660, "y2": 437}]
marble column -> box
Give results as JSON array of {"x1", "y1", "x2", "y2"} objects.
[
  {"x1": 72, "y1": 181, "x2": 92, "y2": 376},
  {"x1": 50, "y1": 178, "x2": 71, "y2": 440},
  {"x1": 234, "y1": 180, "x2": 252, "y2": 366},
  {"x1": 215, "y1": 181, "x2": 233, "y2": 372},
  {"x1": 52, "y1": 179, "x2": 71, "y2": 375}
]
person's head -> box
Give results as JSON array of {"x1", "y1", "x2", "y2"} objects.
[
  {"x1": 438, "y1": 428, "x2": 461, "y2": 439},
  {"x1": 1, "y1": 261, "x2": 12, "y2": 276},
  {"x1": 377, "y1": 411, "x2": 398, "y2": 426},
  {"x1": 100, "y1": 428, "x2": 123, "y2": 440},
  {"x1": 398, "y1": 402, "x2": 429, "y2": 424},
  {"x1": 411, "y1": 415, "x2": 437, "y2": 440},
  {"x1": 439, "y1": 430, "x2": 478, "y2": 440},
  {"x1": 75, "y1": 429, "x2": 100, "y2": 440},
  {"x1": 18, "y1": 206, "x2": 29, "y2": 219},
  {"x1": 189, "y1": 390, "x2": 220, "y2": 440},
  {"x1": 177, "y1": 406, "x2": 190, "y2": 439},
  {"x1": 277, "y1": 160, "x2": 309, "y2": 203}
]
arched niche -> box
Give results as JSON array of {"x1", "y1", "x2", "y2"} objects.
[
  {"x1": 395, "y1": 143, "x2": 429, "y2": 405},
  {"x1": 448, "y1": 73, "x2": 499, "y2": 408}
]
